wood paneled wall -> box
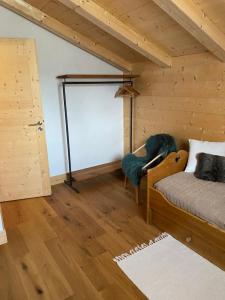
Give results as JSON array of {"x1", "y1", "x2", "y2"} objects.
[{"x1": 124, "y1": 52, "x2": 225, "y2": 152}]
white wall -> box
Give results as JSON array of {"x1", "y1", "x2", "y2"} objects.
[{"x1": 0, "y1": 6, "x2": 124, "y2": 176}]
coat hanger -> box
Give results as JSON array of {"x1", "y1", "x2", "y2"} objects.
[{"x1": 115, "y1": 85, "x2": 140, "y2": 98}]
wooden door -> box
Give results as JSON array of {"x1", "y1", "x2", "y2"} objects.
[{"x1": 0, "y1": 39, "x2": 51, "y2": 202}]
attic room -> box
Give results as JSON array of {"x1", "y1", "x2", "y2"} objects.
[{"x1": 0, "y1": 0, "x2": 224, "y2": 299}]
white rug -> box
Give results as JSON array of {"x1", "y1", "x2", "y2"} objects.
[{"x1": 114, "y1": 233, "x2": 225, "y2": 300}]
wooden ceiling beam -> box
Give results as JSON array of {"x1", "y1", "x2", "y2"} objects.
[
  {"x1": 58, "y1": 0, "x2": 172, "y2": 68},
  {"x1": 153, "y1": 0, "x2": 225, "y2": 62},
  {"x1": 0, "y1": 0, "x2": 132, "y2": 71}
]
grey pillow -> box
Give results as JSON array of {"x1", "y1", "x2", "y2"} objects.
[{"x1": 194, "y1": 152, "x2": 225, "y2": 183}]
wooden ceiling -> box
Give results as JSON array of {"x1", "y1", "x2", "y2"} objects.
[
  {"x1": 93, "y1": 0, "x2": 205, "y2": 57},
  {"x1": 1, "y1": 0, "x2": 225, "y2": 71},
  {"x1": 193, "y1": 0, "x2": 225, "y2": 35},
  {"x1": 26, "y1": 0, "x2": 146, "y2": 63}
]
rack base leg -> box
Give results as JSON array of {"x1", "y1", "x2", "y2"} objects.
[{"x1": 64, "y1": 180, "x2": 80, "y2": 193}]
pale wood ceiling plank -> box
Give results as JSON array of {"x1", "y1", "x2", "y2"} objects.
[
  {"x1": 0, "y1": 0, "x2": 132, "y2": 71},
  {"x1": 58, "y1": 0, "x2": 172, "y2": 67},
  {"x1": 152, "y1": 0, "x2": 225, "y2": 62},
  {"x1": 94, "y1": 0, "x2": 206, "y2": 57},
  {"x1": 25, "y1": 0, "x2": 146, "y2": 63}
]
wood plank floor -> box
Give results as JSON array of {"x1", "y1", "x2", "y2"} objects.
[{"x1": 0, "y1": 172, "x2": 161, "y2": 300}]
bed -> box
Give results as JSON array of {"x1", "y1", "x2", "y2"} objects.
[{"x1": 147, "y1": 150, "x2": 225, "y2": 270}]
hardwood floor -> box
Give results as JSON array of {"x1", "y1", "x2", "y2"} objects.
[{"x1": 0, "y1": 172, "x2": 161, "y2": 300}]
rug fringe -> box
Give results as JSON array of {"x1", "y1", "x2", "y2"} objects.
[{"x1": 113, "y1": 232, "x2": 168, "y2": 263}]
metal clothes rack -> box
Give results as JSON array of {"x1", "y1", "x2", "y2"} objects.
[{"x1": 57, "y1": 74, "x2": 139, "y2": 193}]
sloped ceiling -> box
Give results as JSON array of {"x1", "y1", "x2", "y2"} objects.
[
  {"x1": 2, "y1": 0, "x2": 225, "y2": 70},
  {"x1": 26, "y1": 0, "x2": 206, "y2": 58},
  {"x1": 193, "y1": 0, "x2": 225, "y2": 36},
  {"x1": 26, "y1": 0, "x2": 146, "y2": 63},
  {"x1": 93, "y1": 0, "x2": 206, "y2": 57}
]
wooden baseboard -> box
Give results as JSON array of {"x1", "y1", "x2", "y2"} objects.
[
  {"x1": 50, "y1": 174, "x2": 66, "y2": 186},
  {"x1": 50, "y1": 160, "x2": 121, "y2": 186},
  {"x1": 0, "y1": 206, "x2": 7, "y2": 245}
]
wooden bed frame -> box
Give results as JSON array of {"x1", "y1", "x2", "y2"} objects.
[{"x1": 147, "y1": 150, "x2": 225, "y2": 270}]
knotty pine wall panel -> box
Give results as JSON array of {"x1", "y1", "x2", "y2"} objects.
[{"x1": 124, "y1": 53, "x2": 225, "y2": 153}]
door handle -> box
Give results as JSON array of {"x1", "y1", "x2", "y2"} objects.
[{"x1": 28, "y1": 121, "x2": 43, "y2": 127}]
